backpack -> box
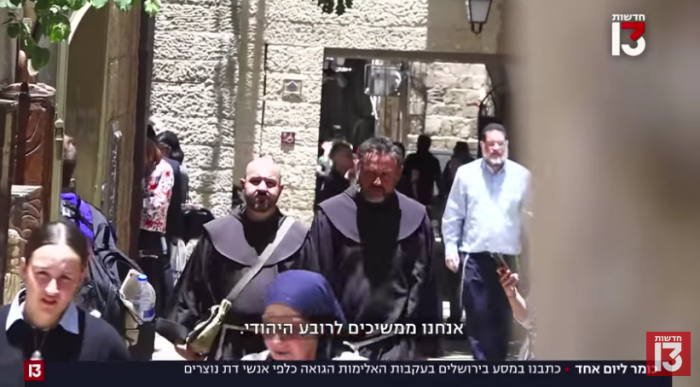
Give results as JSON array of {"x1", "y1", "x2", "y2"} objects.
[
  {"x1": 182, "y1": 206, "x2": 215, "y2": 244},
  {"x1": 60, "y1": 197, "x2": 143, "y2": 339}
]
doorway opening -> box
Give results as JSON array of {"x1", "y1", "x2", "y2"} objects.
[
  {"x1": 319, "y1": 57, "x2": 375, "y2": 150},
  {"x1": 317, "y1": 55, "x2": 500, "y2": 158}
]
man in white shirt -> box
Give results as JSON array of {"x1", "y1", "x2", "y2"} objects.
[{"x1": 441, "y1": 123, "x2": 531, "y2": 360}]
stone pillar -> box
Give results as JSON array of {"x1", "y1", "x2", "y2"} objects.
[
  {"x1": 507, "y1": 1, "x2": 700, "y2": 384},
  {"x1": 257, "y1": 43, "x2": 323, "y2": 225},
  {"x1": 0, "y1": 9, "x2": 16, "y2": 87}
]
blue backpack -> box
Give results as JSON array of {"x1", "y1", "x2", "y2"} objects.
[{"x1": 60, "y1": 196, "x2": 143, "y2": 339}]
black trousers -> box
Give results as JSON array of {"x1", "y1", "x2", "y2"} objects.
[
  {"x1": 129, "y1": 229, "x2": 173, "y2": 360},
  {"x1": 461, "y1": 252, "x2": 517, "y2": 360}
]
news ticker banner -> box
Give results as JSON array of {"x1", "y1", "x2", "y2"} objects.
[{"x1": 21, "y1": 361, "x2": 672, "y2": 387}]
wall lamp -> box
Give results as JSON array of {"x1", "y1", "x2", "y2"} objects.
[{"x1": 468, "y1": 0, "x2": 493, "y2": 35}]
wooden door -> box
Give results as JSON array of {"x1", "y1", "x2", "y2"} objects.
[
  {"x1": 0, "y1": 83, "x2": 56, "y2": 225},
  {"x1": 0, "y1": 98, "x2": 17, "y2": 303}
]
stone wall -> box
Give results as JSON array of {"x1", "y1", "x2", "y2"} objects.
[
  {"x1": 408, "y1": 62, "x2": 490, "y2": 152},
  {"x1": 151, "y1": 0, "x2": 506, "y2": 222},
  {"x1": 254, "y1": 0, "x2": 506, "y2": 224},
  {"x1": 150, "y1": 0, "x2": 238, "y2": 218}
]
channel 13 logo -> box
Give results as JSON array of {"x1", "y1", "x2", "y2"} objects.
[
  {"x1": 646, "y1": 332, "x2": 691, "y2": 376},
  {"x1": 612, "y1": 14, "x2": 646, "y2": 57}
]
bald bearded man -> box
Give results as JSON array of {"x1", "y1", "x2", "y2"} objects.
[{"x1": 157, "y1": 157, "x2": 308, "y2": 360}]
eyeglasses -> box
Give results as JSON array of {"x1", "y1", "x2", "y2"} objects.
[{"x1": 483, "y1": 140, "x2": 506, "y2": 148}]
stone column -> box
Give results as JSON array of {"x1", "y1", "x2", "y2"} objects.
[
  {"x1": 506, "y1": 1, "x2": 700, "y2": 384},
  {"x1": 0, "y1": 9, "x2": 17, "y2": 87}
]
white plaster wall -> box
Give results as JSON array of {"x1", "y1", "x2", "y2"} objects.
[{"x1": 151, "y1": 0, "x2": 505, "y2": 221}]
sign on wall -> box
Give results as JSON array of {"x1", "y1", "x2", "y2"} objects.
[{"x1": 281, "y1": 131, "x2": 295, "y2": 147}]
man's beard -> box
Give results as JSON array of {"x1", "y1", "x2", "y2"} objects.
[
  {"x1": 359, "y1": 186, "x2": 391, "y2": 203},
  {"x1": 485, "y1": 154, "x2": 507, "y2": 166},
  {"x1": 362, "y1": 192, "x2": 386, "y2": 203},
  {"x1": 245, "y1": 194, "x2": 274, "y2": 212}
]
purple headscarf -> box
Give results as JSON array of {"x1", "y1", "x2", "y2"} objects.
[{"x1": 264, "y1": 270, "x2": 346, "y2": 324}]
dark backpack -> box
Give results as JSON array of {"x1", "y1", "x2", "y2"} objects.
[
  {"x1": 60, "y1": 198, "x2": 143, "y2": 338},
  {"x1": 182, "y1": 206, "x2": 215, "y2": 244}
]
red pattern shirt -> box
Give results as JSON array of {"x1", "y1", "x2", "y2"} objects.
[{"x1": 141, "y1": 159, "x2": 174, "y2": 233}]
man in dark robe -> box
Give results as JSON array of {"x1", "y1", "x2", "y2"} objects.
[
  {"x1": 297, "y1": 137, "x2": 441, "y2": 360},
  {"x1": 157, "y1": 157, "x2": 308, "y2": 360}
]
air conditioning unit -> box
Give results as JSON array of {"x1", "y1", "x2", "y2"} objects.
[{"x1": 364, "y1": 64, "x2": 402, "y2": 96}]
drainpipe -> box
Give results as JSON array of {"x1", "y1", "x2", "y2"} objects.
[{"x1": 130, "y1": 6, "x2": 155, "y2": 258}]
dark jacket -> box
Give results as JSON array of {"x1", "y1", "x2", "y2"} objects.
[
  {"x1": 163, "y1": 157, "x2": 185, "y2": 240},
  {"x1": 0, "y1": 301, "x2": 129, "y2": 387},
  {"x1": 403, "y1": 152, "x2": 441, "y2": 206},
  {"x1": 317, "y1": 169, "x2": 351, "y2": 205}
]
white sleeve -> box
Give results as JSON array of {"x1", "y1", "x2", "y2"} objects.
[{"x1": 516, "y1": 297, "x2": 535, "y2": 330}]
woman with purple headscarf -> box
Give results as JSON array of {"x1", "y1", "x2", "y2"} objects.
[{"x1": 242, "y1": 270, "x2": 365, "y2": 361}]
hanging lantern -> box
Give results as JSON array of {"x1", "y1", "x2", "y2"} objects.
[{"x1": 467, "y1": 0, "x2": 493, "y2": 35}]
